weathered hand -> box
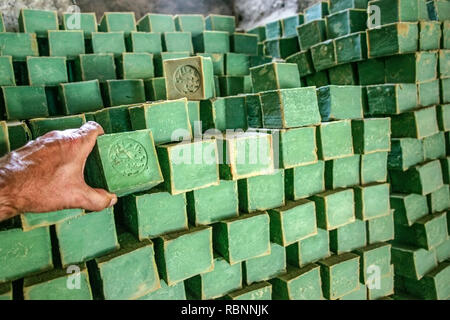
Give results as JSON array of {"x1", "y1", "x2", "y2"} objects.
[{"x1": 0, "y1": 121, "x2": 117, "y2": 222}]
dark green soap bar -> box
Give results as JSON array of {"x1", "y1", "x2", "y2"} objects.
[
  {"x1": 354, "y1": 183, "x2": 390, "y2": 220},
  {"x1": 0, "y1": 227, "x2": 52, "y2": 282},
  {"x1": 92, "y1": 32, "x2": 126, "y2": 57},
  {"x1": 390, "y1": 106, "x2": 439, "y2": 139},
  {"x1": 244, "y1": 242, "x2": 286, "y2": 285},
  {"x1": 0, "y1": 56, "x2": 16, "y2": 86},
  {"x1": 163, "y1": 31, "x2": 193, "y2": 53},
  {"x1": 360, "y1": 151, "x2": 388, "y2": 185},
  {"x1": 281, "y1": 14, "x2": 305, "y2": 38},
  {"x1": 122, "y1": 189, "x2": 188, "y2": 240},
  {"x1": 286, "y1": 228, "x2": 330, "y2": 267},
  {"x1": 248, "y1": 25, "x2": 267, "y2": 42},
  {"x1": 367, "y1": 22, "x2": 418, "y2": 58},
  {"x1": 368, "y1": 0, "x2": 418, "y2": 25},
  {"x1": 117, "y1": 52, "x2": 154, "y2": 80},
  {"x1": 139, "y1": 280, "x2": 186, "y2": 300},
  {"x1": 102, "y1": 79, "x2": 146, "y2": 107},
  {"x1": 385, "y1": 51, "x2": 437, "y2": 83},
  {"x1": 225, "y1": 281, "x2": 272, "y2": 300},
  {"x1": 0, "y1": 33, "x2": 39, "y2": 61},
  {"x1": 174, "y1": 14, "x2": 205, "y2": 37},
  {"x1": 366, "y1": 84, "x2": 417, "y2": 116},
  {"x1": 441, "y1": 79, "x2": 450, "y2": 104},
  {"x1": 270, "y1": 264, "x2": 323, "y2": 300},
  {"x1": 94, "y1": 104, "x2": 135, "y2": 134},
  {"x1": 305, "y1": 1, "x2": 330, "y2": 22},
  {"x1": 154, "y1": 51, "x2": 190, "y2": 77},
  {"x1": 326, "y1": 9, "x2": 367, "y2": 38},
  {"x1": 193, "y1": 31, "x2": 230, "y2": 53},
  {"x1": 264, "y1": 37, "x2": 299, "y2": 59},
  {"x1": 6, "y1": 121, "x2": 31, "y2": 151},
  {"x1": 21, "y1": 209, "x2": 84, "y2": 232},
  {"x1": 48, "y1": 30, "x2": 85, "y2": 59},
  {"x1": 310, "y1": 40, "x2": 337, "y2": 72},
  {"x1": 29, "y1": 114, "x2": 86, "y2": 138},
  {"x1": 185, "y1": 256, "x2": 242, "y2": 300},
  {"x1": 245, "y1": 93, "x2": 263, "y2": 128},
  {"x1": 23, "y1": 264, "x2": 92, "y2": 300},
  {"x1": 423, "y1": 131, "x2": 446, "y2": 161},
  {"x1": 354, "y1": 243, "x2": 392, "y2": 283},
  {"x1": 55, "y1": 207, "x2": 119, "y2": 267},
  {"x1": 225, "y1": 53, "x2": 250, "y2": 76},
  {"x1": 205, "y1": 15, "x2": 236, "y2": 33},
  {"x1": 427, "y1": 184, "x2": 449, "y2": 213},
  {"x1": 352, "y1": 118, "x2": 391, "y2": 154},
  {"x1": 74, "y1": 53, "x2": 117, "y2": 82},
  {"x1": 137, "y1": 14, "x2": 175, "y2": 32},
  {"x1": 325, "y1": 155, "x2": 360, "y2": 189},
  {"x1": 213, "y1": 212, "x2": 270, "y2": 265},
  {"x1": 99, "y1": 12, "x2": 136, "y2": 35},
  {"x1": 62, "y1": 12, "x2": 97, "y2": 39},
  {"x1": 0, "y1": 282, "x2": 12, "y2": 300},
  {"x1": 144, "y1": 77, "x2": 167, "y2": 101},
  {"x1": 357, "y1": 58, "x2": 385, "y2": 85},
  {"x1": 285, "y1": 50, "x2": 314, "y2": 77},
  {"x1": 427, "y1": 0, "x2": 450, "y2": 21},
  {"x1": 218, "y1": 75, "x2": 245, "y2": 96},
  {"x1": 296, "y1": 19, "x2": 327, "y2": 51},
  {"x1": 366, "y1": 211, "x2": 395, "y2": 244},
  {"x1": 388, "y1": 138, "x2": 424, "y2": 171},
  {"x1": 316, "y1": 120, "x2": 354, "y2": 160},
  {"x1": 317, "y1": 85, "x2": 364, "y2": 121},
  {"x1": 329, "y1": 0, "x2": 369, "y2": 13},
  {"x1": 27, "y1": 56, "x2": 68, "y2": 86},
  {"x1": 407, "y1": 212, "x2": 448, "y2": 250},
  {"x1": 311, "y1": 188, "x2": 355, "y2": 230},
  {"x1": 417, "y1": 79, "x2": 440, "y2": 107},
  {"x1": 154, "y1": 226, "x2": 213, "y2": 285},
  {"x1": 441, "y1": 157, "x2": 450, "y2": 184},
  {"x1": 230, "y1": 33, "x2": 258, "y2": 55},
  {"x1": 335, "y1": 31, "x2": 367, "y2": 64},
  {"x1": 250, "y1": 62, "x2": 301, "y2": 92},
  {"x1": 200, "y1": 96, "x2": 247, "y2": 131},
  {"x1": 3, "y1": 86, "x2": 48, "y2": 120},
  {"x1": 330, "y1": 218, "x2": 366, "y2": 254},
  {"x1": 59, "y1": 80, "x2": 103, "y2": 114},
  {"x1": 391, "y1": 193, "x2": 429, "y2": 227},
  {"x1": 285, "y1": 161, "x2": 325, "y2": 200},
  {"x1": 328, "y1": 63, "x2": 359, "y2": 85},
  {"x1": 391, "y1": 244, "x2": 437, "y2": 280},
  {"x1": 419, "y1": 21, "x2": 441, "y2": 50},
  {"x1": 18, "y1": 8, "x2": 58, "y2": 37}
]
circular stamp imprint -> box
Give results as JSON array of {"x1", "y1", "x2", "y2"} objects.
[
  {"x1": 108, "y1": 138, "x2": 148, "y2": 176},
  {"x1": 173, "y1": 65, "x2": 201, "y2": 95}
]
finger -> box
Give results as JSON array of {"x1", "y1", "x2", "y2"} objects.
[
  {"x1": 77, "y1": 185, "x2": 117, "y2": 212},
  {"x1": 76, "y1": 122, "x2": 105, "y2": 157}
]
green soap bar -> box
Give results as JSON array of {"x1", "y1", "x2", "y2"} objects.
[
  {"x1": 438, "y1": 104, "x2": 450, "y2": 131},
  {"x1": 367, "y1": 269, "x2": 394, "y2": 300},
  {"x1": 48, "y1": 30, "x2": 85, "y2": 59},
  {"x1": 185, "y1": 256, "x2": 242, "y2": 300},
  {"x1": 174, "y1": 14, "x2": 205, "y2": 37},
  {"x1": 296, "y1": 19, "x2": 327, "y2": 51},
  {"x1": 126, "y1": 31, "x2": 162, "y2": 54},
  {"x1": 327, "y1": 63, "x2": 358, "y2": 85},
  {"x1": 197, "y1": 53, "x2": 225, "y2": 75},
  {"x1": 367, "y1": 22, "x2": 418, "y2": 58},
  {"x1": 368, "y1": 0, "x2": 418, "y2": 25},
  {"x1": 0, "y1": 56, "x2": 16, "y2": 86},
  {"x1": 99, "y1": 12, "x2": 136, "y2": 36},
  {"x1": 325, "y1": 155, "x2": 360, "y2": 190},
  {"x1": 260, "y1": 87, "x2": 320, "y2": 129},
  {"x1": 74, "y1": 53, "x2": 117, "y2": 82},
  {"x1": 335, "y1": 32, "x2": 367, "y2": 64},
  {"x1": 427, "y1": 184, "x2": 449, "y2": 213},
  {"x1": 270, "y1": 264, "x2": 323, "y2": 300},
  {"x1": 419, "y1": 21, "x2": 441, "y2": 50},
  {"x1": 357, "y1": 58, "x2": 385, "y2": 85},
  {"x1": 286, "y1": 228, "x2": 330, "y2": 267},
  {"x1": 418, "y1": 0, "x2": 429, "y2": 20},
  {"x1": 59, "y1": 80, "x2": 103, "y2": 115},
  {"x1": 213, "y1": 132, "x2": 274, "y2": 180},
  {"x1": 55, "y1": 207, "x2": 119, "y2": 267},
  {"x1": 29, "y1": 114, "x2": 86, "y2": 138},
  {"x1": 265, "y1": 20, "x2": 281, "y2": 40},
  {"x1": 441, "y1": 157, "x2": 450, "y2": 184},
  {"x1": 326, "y1": 9, "x2": 367, "y2": 38},
  {"x1": 163, "y1": 32, "x2": 193, "y2": 54},
  {"x1": 305, "y1": 1, "x2": 330, "y2": 22},
  {"x1": 218, "y1": 75, "x2": 245, "y2": 96},
  {"x1": 27, "y1": 56, "x2": 68, "y2": 86},
  {"x1": 0, "y1": 282, "x2": 12, "y2": 300},
  {"x1": 417, "y1": 79, "x2": 440, "y2": 107},
  {"x1": 238, "y1": 169, "x2": 285, "y2": 213},
  {"x1": 243, "y1": 74, "x2": 252, "y2": 94},
  {"x1": 385, "y1": 51, "x2": 437, "y2": 83},
  {"x1": 391, "y1": 244, "x2": 437, "y2": 280},
  {"x1": 285, "y1": 50, "x2": 314, "y2": 77},
  {"x1": 439, "y1": 49, "x2": 450, "y2": 77},
  {"x1": 354, "y1": 243, "x2": 392, "y2": 283},
  {"x1": 311, "y1": 188, "x2": 355, "y2": 230},
  {"x1": 244, "y1": 242, "x2": 286, "y2": 285},
  {"x1": 62, "y1": 12, "x2": 97, "y2": 39},
  {"x1": 410, "y1": 212, "x2": 448, "y2": 250},
  {"x1": 144, "y1": 77, "x2": 167, "y2": 101},
  {"x1": 139, "y1": 280, "x2": 186, "y2": 300},
  {"x1": 23, "y1": 264, "x2": 92, "y2": 300},
  {"x1": 317, "y1": 85, "x2": 364, "y2": 121},
  {"x1": 269, "y1": 199, "x2": 317, "y2": 246},
  {"x1": 423, "y1": 131, "x2": 446, "y2": 161},
  {"x1": 310, "y1": 40, "x2": 337, "y2": 72},
  {"x1": 92, "y1": 32, "x2": 126, "y2": 57},
  {"x1": 277, "y1": 127, "x2": 317, "y2": 168},
  {"x1": 281, "y1": 14, "x2": 305, "y2": 38},
  {"x1": 155, "y1": 226, "x2": 213, "y2": 285},
  {"x1": 102, "y1": 79, "x2": 146, "y2": 107},
  {"x1": 354, "y1": 183, "x2": 390, "y2": 220},
  {"x1": 21, "y1": 209, "x2": 84, "y2": 232},
  {"x1": 339, "y1": 283, "x2": 367, "y2": 300},
  {"x1": 285, "y1": 161, "x2": 325, "y2": 200},
  {"x1": 187, "y1": 101, "x2": 200, "y2": 136},
  {"x1": 436, "y1": 239, "x2": 450, "y2": 262},
  {"x1": 317, "y1": 120, "x2": 354, "y2": 160},
  {"x1": 245, "y1": 93, "x2": 262, "y2": 128},
  {"x1": 398, "y1": 262, "x2": 450, "y2": 300},
  {"x1": 94, "y1": 104, "x2": 136, "y2": 134},
  {"x1": 157, "y1": 140, "x2": 219, "y2": 194},
  {"x1": 264, "y1": 37, "x2": 299, "y2": 59},
  {"x1": 366, "y1": 84, "x2": 417, "y2": 116},
  {"x1": 248, "y1": 26, "x2": 267, "y2": 42},
  {"x1": 330, "y1": 0, "x2": 369, "y2": 13},
  {"x1": 213, "y1": 212, "x2": 270, "y2": 265},
  {"x1": 3, "y1": 86, "x2": 48, "y2": 120},
  {"x1": 117, "y1": 52, "x2": 154, "y2": 80},
  {"x1": 6, "y1": 121, "x2": 31, "y2": 151},
  {"x1": 122, "y1": 189, "x2": 188, "y2": 240},
  {"x1": 366, "y1": 211, "x2": 395, "y2": 244},
  {"x1": 87, "y1": 129, "x2": 163, "y2": 196},
  {"x1": 200, "y1": 96, "x2": 247, "y2": 131},
  {"x1": 0, "y1": 227, "x2": 52, "y2": 282},
  {"x1": 352, "y1": 118, "x2": 391, "y2": 154},
  {"x1": 360, "y1": 151, "x2": 388, "y2": 185},
  {"x1": 90, "y1": 232, "x2": 160, "y2": 300},
  {"x1": 249, "y1": 55, "x2": 272, "y2": 68},
  {"x1": 444, "y1": 21, "x2": 450, "y2": 49},
  {"x1": 391, "y1": 106, "x2": 439, "y2": 139},
  {"x1": 0, "y1": 33, "x2": 39, "y2": 61},
  {"x1": 388, "y1": 138, "x2": 424, "y2": 171},
  {"x1": 318, "y1": 252, "x2": 360, "y2": 300},
  {"x1": 390, "y1": 160, "x2": 444, "y2": 195},
  {"x1": 154, "y1": 51, "x2": 191, "y2": 77},
  {"x1": 205, "y1": 14, "x2": 235, "y2": 33},
  {"x1": 225, "y1": 281, "x2": 272, "y2": 300},
  {"x1": 137, "y1": 14, "x2": 175, "y2": 32},
  {"x1": 230, "y1": 33, "x2": 258, "y2": 55},
  {"x1": 250, "y1": 62, "x2": 301, "y2": 92},
  {"x1": 193, "y1": 31, "x2": 230, "y2": 53},
  {"x1": 164, "y1": 56, "x2": 215, "y2": 101},
  {"x1": 187, "y1": 180, "x2": 238, "y2": 226},
  {"x1": 427, "y1": 0, "x2": 450, "y2": 21},
  {"x1": 18, "y1": 8, "x2": 58, "y2": 37},
  {"x1": 129, "y1": 98, "x2": 191, "y2": 145},
  {"x1": 224, "y1": 53, "x2": 249, "y2": 76},
  {"x1": 391, "y1": 193, "x2": 429, "y2": 226}
]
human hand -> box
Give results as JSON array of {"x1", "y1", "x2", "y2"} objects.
[{"x1": 0, "y1": 121, "x2": 117, "y2": 222}]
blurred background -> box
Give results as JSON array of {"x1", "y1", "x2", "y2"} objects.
[{"x1": 1, "y1": 0, "x2": 320, "y2": 31}]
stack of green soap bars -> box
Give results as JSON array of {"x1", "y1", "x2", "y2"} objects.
[{"x1": 0, "y1": 0, "x2": 449, "y2": 301}]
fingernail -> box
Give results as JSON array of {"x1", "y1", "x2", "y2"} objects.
[{"x1": 108, "y1": 196, "x2": 117, "y2": 208}]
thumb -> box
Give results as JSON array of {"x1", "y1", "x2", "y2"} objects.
[{"x1": 78, "y1": 185, "x2": 117, "y2": 212}]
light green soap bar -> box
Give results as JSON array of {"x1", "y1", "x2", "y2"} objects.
[
  {"x1": 62, "y1": 12, "x2": 97, "y2": 39},
  {"x1": 423, "y1": 131, "x2": 446, "y2": 161},
  {"x1": 390, "y1": 106, "x2": 439, "y2": 139},
  {"x1": 427, "y1": 184, "x2": 449, "y2": 213},
  {"x1": 92, "y1": 31, "x2": 126, "y2": 57},
  {"x1": 225, "y1": 281, "x2": 272, "y2": 300},
  {"x1": 98, "y1": 12, "x2": 136, "y2": 36},
  {"x1": 316, "y1": 120, "x2": 354, "y2": 160},
  {"x1": 144, "y1": 77, "x2": 167, "y2": 101},
  {"x1": 360, "y1": 152, "x2": 388, "y2": 185},
  {"x1": 366, "y1": 211, "x2": 395, "y2": 244},
  {"x1": 21, "y1": 209, "x2": 84, "y2": 232},
  {"x1": 116, "y1": 52, "x2": 154, "y2": 80},
  {"x1": 285, "y1": 161, "x2": 325, "y2": 200},
  {"x1": 27, "y1": 56, "x2": 68, "y2": 86},
  {"x1": 286, "y1": 228, "x2": 331, "y2": 267},
  {"x1": 0, "y1": 56, "x2": 15, "y2": 86},
  {"x1": 3, "y1": 86, "x2": 49, "y2": 120},
  {"x1": 351, "y1": 118, "x2": 391, "y2": 154},
  {"x1": 330, "y1": 219, "x2": 367, "y2": 254},
  {"x1": 250, "y1": 62, "x2": 301, "y2": 92},
  {"x1": 367, "y1": 268, "x2": 394, "y2": 300},
  {"x1": 139, "y1": 280, "x2": 186, "y2": 300},
  {"x1": 48, "y1": 30, "x2": 85, "y2": 59},
  {"x1": 435, "y1": 239, "x2": 450, "y2": 263},
  {"x1": 137, "y1": 14, "x2": 175, "y2": 32},
  {"x1": 18, "y1": 8, "x2": 58, "y2": 37},
  {"x1": 354, "y1": 243, "x2": 392, "y2": 283},
  {"x1": 366, "y1": 84, "x2": 417, "y2": 116},
  {"x1": 391, "y1": 193, "x2": 429, "y2": 227},
  {"x1": 244, "y1": 242, "x2": 286, "y2": 285},
  {"x1": 354, "y1": 183, "x2": 390, "y2": 221},
  {"x1": 391, "y1": 244, "x2": 437, "y2": 280},
  {"x1": 29, "y1": 114, "x2": 86, "y2": 138},
  {"x1": 388, "y1": 138, "x2": 424, "y2": 171},
  {"x1": 316, "y1": 85, "x2": 364, "y2": 121},
  {"x1": 0, "y1": 33, "x2": 39, "y2": 61},
  {"x1": 325, "y1": 154, "x2": 360, "y2": 189},
  {"x1": 339, "y1": 283, "x2": 367, "y2": 300},
  {"x1": 59, "y1": 80, "x2": 103, "y2": 115}
]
